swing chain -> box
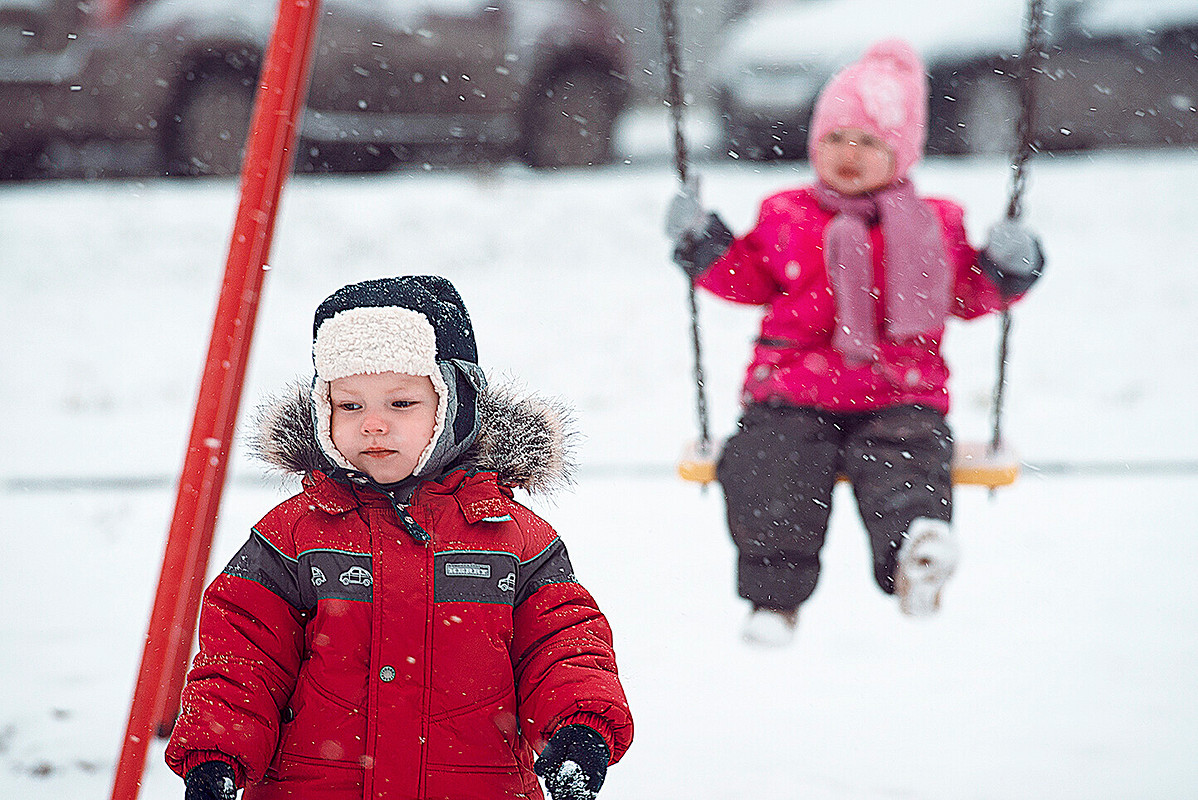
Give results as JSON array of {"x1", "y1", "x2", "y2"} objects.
[
  {"x1": 658, "y1": 0, "x2": 711, "y2": 451},
  {"x1": 1006, "y1": 0, "x2": 1047, "y2": 222},
  {"x1": 687, "y1": 278, "x2": 712, "y2": 448},
  {"x1": 991, "y1": 0, "x2": 1047, "y2": 456},
  {"x1": 659, "y1": 0, "x2": 689, "y2": 186}
]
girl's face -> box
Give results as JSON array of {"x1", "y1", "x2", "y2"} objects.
[
  {"x1": 330, "y1": 371, "x2": 439, "y2": 484},
  {"x1": 813, "y1": 127, "x2": 896, "y2": 196}
]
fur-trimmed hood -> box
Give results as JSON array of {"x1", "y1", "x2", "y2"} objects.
[{"x1": 247, "y1": 377, "x2": 579, "y2": 496}]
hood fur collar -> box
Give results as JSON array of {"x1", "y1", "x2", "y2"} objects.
[{"x1": 247, "y1": 378, "x2": 579, "y2": 496}]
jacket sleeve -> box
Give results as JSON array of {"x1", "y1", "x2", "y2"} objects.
[
  {"x1": 164, "y1": 523, "x2": 307, "y2": 786},
  {"x1": 509, "y1": 510, "x2": 633, "y2": 765},
  {"x1": 935, "y1": 198, "x2": 1010, "y2": 320},
  {"x1": 695, "y1": 195, "x2": 793, "y2": 305}
]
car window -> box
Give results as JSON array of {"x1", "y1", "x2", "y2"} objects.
[
  {"x1": 343, "y1": 0, "x2": 494, "y2": 19},
  {"x1": 374, "y1": 0, "x2": 493, "y2": 13},
  {"x1": 0, "y1": 0, "x2": 93, "y2": 57},
  {"x1": 1072, "y1": 0, "x2": 1198, "y2": 37},
  {"x1": 0, "y1": 0, "x2": 51, "y2": 58},
  {"x1": 0, "y1": 0, "x2": 58, "y2": 10}
]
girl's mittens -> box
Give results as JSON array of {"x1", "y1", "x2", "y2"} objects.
[{"x1": 979, "y1": 218, "x2": 1046, "y2": 298}]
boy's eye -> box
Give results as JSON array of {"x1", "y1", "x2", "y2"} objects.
[
  {"x1": 392, "y1": 400, "x2": 416, "y2": 409},
  {"x1": 336, "y1": 401, "x2": 361, "y2": 411}
]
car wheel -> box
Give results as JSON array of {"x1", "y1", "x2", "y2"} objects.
[
  {"x1": 522, "y1": 66, "x2": 618, "y2": 169},
  {"x1": 299, "y1": 142, "x2": 398, "y2": 174},
  {"x1": 724, "y1": 116, "x2": 810, "y2": 161},
  {"x1": 718, "y1": 91, "x2": 809, "y2": 161},
  {"x1": 721, "y1": 114, "x2": 769, "y2": 161},
  {"x1": 169, "y1": 73, "x2": 256, "y2": 176},
  {"x1": 954, "y1": 70, "x2": 1021, "y2": 157},
  {"x1": 0, "y1": 144, "x2": 43, "y2": 181}
]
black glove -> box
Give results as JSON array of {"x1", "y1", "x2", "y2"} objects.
[
  {"x1": 184, "y1": 760, "x2": 237, "y2": 800},
  {"x1": 673, "y1": 212, "x2": 735, "y2": 280},
  {"x1": 978, "y1": 218, "x2": 1045, "y2": 299},
  {"x1": 664, "y1": 175, "x2": 734, "y2": 280},
  {"x1": 533, "y1": 724, "x2": 610, "y2": 800}
]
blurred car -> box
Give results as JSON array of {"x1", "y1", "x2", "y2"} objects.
[
  {"x1": 708, "y1": 0, "x2": 1198, "y2": 160},
  {"x1": 0, "y1": 0, "x2": 630, "y2": 178}
]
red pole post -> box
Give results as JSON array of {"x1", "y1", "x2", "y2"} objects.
[
  {"x1": 109, "y1": 1, "x2": 322, "y2": 798},
  {"x1": 103, "y1": 0, "x2": 128, "y2": 27}
]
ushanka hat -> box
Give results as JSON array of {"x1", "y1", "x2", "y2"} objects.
[{"x1": 311, "y1": 276, "x2": 485, "y2": 484}]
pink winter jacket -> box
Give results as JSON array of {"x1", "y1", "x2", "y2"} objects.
[{"x1": 697, "y1": 186, "x2": 1008, "y2": 414}]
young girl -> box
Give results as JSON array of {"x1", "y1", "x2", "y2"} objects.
[
  {"x1": 667, "y1": 40, "x2": 1043, "y2": 645},
  {"x1": 165, "y1": 276, "x2": 633, "y2": 799}
]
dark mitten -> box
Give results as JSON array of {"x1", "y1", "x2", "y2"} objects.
[
  {"x1": 673, "y1": 212, "x2": 735, "y2": 280},
  {"x1": 184, "y1": 760, "x2": 237, "y2": 800},
  {"x1": 978, "y1": 218, "x2": 1046, "y2": 299},
  {"x1": 533, "y1": 724, "x2": 610, "y2": 800}
]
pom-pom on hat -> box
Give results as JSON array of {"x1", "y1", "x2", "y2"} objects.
[
  {"x1": 310, "y1": 276, "x2": 483, "y2": 482},
  {"x1": 807, "y1": 38, "x2": 930, "y2": 181}
]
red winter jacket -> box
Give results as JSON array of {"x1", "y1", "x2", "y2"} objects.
[
  {"x1": 165, "y1": 465, "x2": 632, "y2": 800},
  {"x1": 697, "y1": 186, "x2": 1008, "y2": 414}
]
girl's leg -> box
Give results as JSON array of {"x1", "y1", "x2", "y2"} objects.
[
  {"x1": 717, "y1": 404, "x2": 842, "y2": 610},
  {"x1": 841, "y1": 405, "x2": 953, "y2": 594}
]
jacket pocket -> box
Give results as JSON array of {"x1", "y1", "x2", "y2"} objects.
[
  {"x1": 254, "y1": 753, "x2": 363, "y2": 798},
  {"x1": 268, "y1": 670, "x2": 367, "y2": 775},
  {"x1": 425, "y1": 685, "x2": 522, "y2": 770}
]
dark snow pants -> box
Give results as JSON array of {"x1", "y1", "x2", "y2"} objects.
[{"x1": 716, "y1": 403, "x2": 953, "y2": 610}]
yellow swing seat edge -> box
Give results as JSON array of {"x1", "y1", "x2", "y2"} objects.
[{"x1": 677, "y1": 440, "x2": 1020, "y2": 488}]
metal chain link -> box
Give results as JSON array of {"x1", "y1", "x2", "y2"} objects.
[
  {"x1": 992, "y1": 0, "x2": 1047, "y2": 456},
  {"x1": 660, "y1": 0, "x2": 690, "y2": 186},
  {"x1": 1006, "y1": 0, "x2": 1046, "y2": 221},
  {"x1": 658, "y1": 0, "x2": 711, "y2": 450}
]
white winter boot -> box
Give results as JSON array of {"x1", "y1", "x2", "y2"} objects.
[
  {"x1": 741, "y1": 605, "x2": 798, "y2": 647},
  {"x1": 895, "y1": 518, "x2": 959, "y2": 618}
]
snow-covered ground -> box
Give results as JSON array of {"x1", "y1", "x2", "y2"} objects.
[{"x1": 3, "y1": 114, "x2": 1197, "y2": 798}]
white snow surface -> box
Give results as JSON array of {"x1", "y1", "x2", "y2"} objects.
[{"x1": 2, "y1": 123, "x2": 1197, "y2": 798}]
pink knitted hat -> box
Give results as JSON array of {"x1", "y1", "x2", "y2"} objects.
[{"x1": 807, "y1": 39, "x2": 929, "y2": 180}]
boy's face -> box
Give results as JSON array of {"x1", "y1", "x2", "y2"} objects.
[
  {"x1": 814, "y1": 127, "x2": 895, "y2": 196},
  {"x1": 329, "y1": 371, "x2": 439, "y2": 484}
]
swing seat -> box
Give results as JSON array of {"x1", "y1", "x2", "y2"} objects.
[
  {"x1": 950, "y1": 440, "x2": 1021, "y2": 488},
  {"x1": 676, "y1": 440, "x2": 722, "y2": 484},
  {"x1": 677, "y1": 439, "x2": 1020, "y2": 489}
]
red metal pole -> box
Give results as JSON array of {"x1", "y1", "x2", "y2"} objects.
[
  {"x1": 109, "y1": 1, "x2": 322, "y2": 798},
  {"x1": 103, "y1": 0, "x2": 126, "y2": 26}
]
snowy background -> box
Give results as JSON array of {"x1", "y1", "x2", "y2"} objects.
[{"x1": 2, "y1": 111, "x2": 1197, "y2": 798}]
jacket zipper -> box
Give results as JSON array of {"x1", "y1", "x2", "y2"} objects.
[{"x1": 387, "y1": 493, "x2": 430, "y2": 543}]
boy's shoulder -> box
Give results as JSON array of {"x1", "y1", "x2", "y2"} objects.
[
  {"x1": 435, "y1": 471, "x2": 560, "y2": 559},
  {"x1": 252, "y1": 473, "x2": 358, "y2": 553}
]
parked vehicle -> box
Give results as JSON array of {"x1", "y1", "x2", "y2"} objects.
[
  {"x1": 707, "y1": 0, "x2": 1198, "y2": 160},
  {"x1": 0, "y1": 0, "x2": 630, "y2": 178}
]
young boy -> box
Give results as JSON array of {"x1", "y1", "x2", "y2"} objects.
[{"x1": 165, "y1": 276, "x2": 633, "y2": 799}]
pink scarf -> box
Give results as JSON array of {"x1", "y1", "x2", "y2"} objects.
[{"x1": 813, "y1": 180, "x2": 951, "y2": 365}]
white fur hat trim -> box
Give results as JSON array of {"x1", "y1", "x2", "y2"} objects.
[
  {"x1": 314, "y1": 306, "x2": 437, "y2": 381},
  {"x1": 311, "y1": 306, "x2": 449, "y2": 477}
]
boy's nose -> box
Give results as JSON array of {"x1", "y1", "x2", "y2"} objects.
[{"x1": 362, "y1": 415, "x2": 387, "y2": 434}]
